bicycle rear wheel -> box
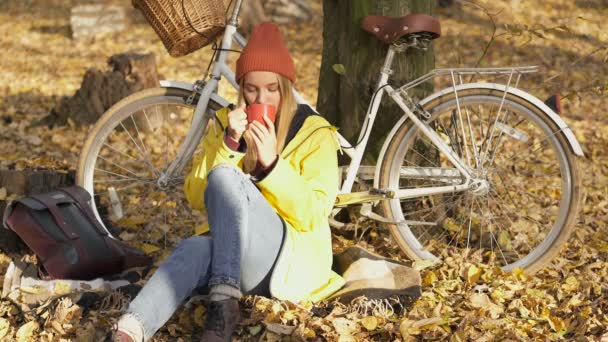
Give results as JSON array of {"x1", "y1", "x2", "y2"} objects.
[
  {"x1": 77, "y1": 87, "x2": 223, "y2": 252},
  {"x1": 378, "y1": 87, "x2": 581, "y2": 273}
]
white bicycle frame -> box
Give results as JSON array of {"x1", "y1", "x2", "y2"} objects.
[{"x1": 159, "y1": 0, "x2": 584, "y2": 225}]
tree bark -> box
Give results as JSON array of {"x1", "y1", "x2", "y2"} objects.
[
  {"x1": 317, "y1": 0, "x2": 436, "y2": 164},
  {"x1": 239, "y1": 0, "x2": 268, "y2": 33}
]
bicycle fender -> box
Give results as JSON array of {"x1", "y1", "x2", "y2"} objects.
[
  {"x1": 373, "y1": 82, "x2": 585, "y2": 191},
  {"x1": 159, "y1": 80, "x2": 231, "y2": 108}
]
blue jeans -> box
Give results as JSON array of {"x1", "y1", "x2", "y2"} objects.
[{"x1": 123, "y1": 165, "x2": 285, "y2": 340}]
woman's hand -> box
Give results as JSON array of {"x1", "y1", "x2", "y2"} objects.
[
  {"x1": 248, "y1": 115, "x2": 278, "y2": 168},
  {"x1": 226, "y1": 104, "x2": 248, "y2": 141}
]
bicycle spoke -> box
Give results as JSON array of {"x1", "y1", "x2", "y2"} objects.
[
  {"x1": 488, "y1": 188, "x2": 546, "y2": 228},
  {"x1": 473, "y1": 197, "x2": 509, "y2": 266},
  {"x1": 119, "y1": 120, "x2": 160, "y2": 178},
  {"x1": 96, "y1": 155, "x2": 150, "y2": 180},
  {"x1": 102, "y1": 142, "x2": 142, "y2": 163},
  {"x1": 463, "y1": 104, "x2": 482, "y2": 169},
  {"x1": 409, "y1": 195, "x2": 469, "y2": 242},
  {"x1": 486, "y1": 191, "x2": 537, "y2": 254},
  {"x1": 492, "y1": 128, "x2": 565, "y2": 166},
  {"x1": 466, "y1": 193, "x2": 475, "y2": 249}
]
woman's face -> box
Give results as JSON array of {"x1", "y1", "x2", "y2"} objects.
[{"x1": 242, "y1": 71, "x2": 282, "y2": 110}]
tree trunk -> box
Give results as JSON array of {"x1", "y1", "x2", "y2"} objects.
[
  {"x1": 239, "y1": 0, "x2": 268, "y2": 33},
  {"x1": 317, "y1": 0, "x2": 435, "y2": 164}
]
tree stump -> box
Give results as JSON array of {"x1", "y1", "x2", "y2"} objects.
[
  {"x1": 43, "y1": 52, "x2": 160, "y2": 127},
  {"x1": 0, "y1": 169, "x2": 75, "y2": 255},
  {"x1": 70, "y1": 4, "x2": 127, "y2": 40}
]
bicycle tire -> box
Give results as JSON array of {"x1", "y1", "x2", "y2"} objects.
[
  {"x1": 378, "y1": 87, "x2": 581, "y2": 273},
  {"x1": 77, "y1": 87, "x2": 223, "y2": 251}
]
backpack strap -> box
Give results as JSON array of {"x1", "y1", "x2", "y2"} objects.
[
  {"x1": 29, "y1": 193, "x2": 79, "y2": 240},
  {"x1": 60, "y1": 186, "x2": 110, "y2": 236}
]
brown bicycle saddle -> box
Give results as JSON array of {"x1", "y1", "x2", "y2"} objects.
[{"x1": 361, "y1": 13, "x2": 441, "y2": 45}]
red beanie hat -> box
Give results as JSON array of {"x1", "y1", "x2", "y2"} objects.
[{"x1": 236, "y1": 22, "x2": 295, "y2": 83}]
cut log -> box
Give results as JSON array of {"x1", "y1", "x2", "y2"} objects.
[
  {"x1": 0, "y1": 169, "x2": 75, "y2": 197},
  {"x1": 42, "y1": 52, "x2": 160, "y2": 127},
  {"x1": 70, "y1": 4, "x2": 128, "y2": 39}
]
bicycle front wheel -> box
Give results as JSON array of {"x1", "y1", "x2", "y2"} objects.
[
  {"x1": 378, "y1": 87, "x2": 581, "y2": 273},
  {"x1": 77, "y1": 87, "x2": 223, "y2": 251}
]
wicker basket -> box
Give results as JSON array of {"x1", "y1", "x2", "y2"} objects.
[{"x1": 133, "y1": 0, "x2": 231, "y2": 57}]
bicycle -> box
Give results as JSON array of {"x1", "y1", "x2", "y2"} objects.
[{"x1": 77, "y1": 0, "x2": 583, "y2": 274}]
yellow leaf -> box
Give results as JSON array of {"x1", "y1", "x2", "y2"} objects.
[
  {"x1": 16, "y1": 321, "x2": 39, "y2": 342},
  {"x1": 178, "y1": 310, "x2": 192, "y2": 330},
  {"x1": 282, "y1": 310, "x2": 297, "y2": 322},
  {"x1": 466, "y1": 265, "x2": 481, "y2": 284},
  {"x1": 193, "y1": 305, "x2": 206, "y2": 327},
  {"x1": 117, "y1": 216, "x2": 148, "y2": 231},
  {"x1": 399, "y1": 318, "x2": 416, "y2": 337},
  {"x1": 497, "y1": 230, "x2": 513, "y2": 251},
  {"x1": 443, "y1": 217, "x2": 460, "y2": 232},
  {"x1": 0, "y1": 318, "x2": 10, "y2": 340},
  {"x1": 360, "y1": 316, "x2": 378, "y2": 331},
  {"x1": 338, "y1": 335, "x2": 356, "y2": 342},
  {"x1": 271, "y1": 302, "x2": 283, "y2": 315},
  {"x1": 511, "y1": 267, "x2": 527, "y2": 281},
  {"x1": 547, "y1": 314, "x2": 566, "y2": 332},
  {"x1": 561, "y1": 276, "x2": 579, "y2": 293},
  {"x1": 194, "y1": 222, "x2": 210, "y2": 235},
  {"x1": 413, "y1": 258, "x2": 441, "y2": 271},
  {"x1": 302, "y1": 328, "x2": 316, "y2": 339},
  {"x1": 140, "y1": 243, "x2": 161, "y2": 254},
  {"x1": 422, "y1": 271, "x2": 438, "y2": 286},
  {"x1": 54, "y1": 281, "x2": 72, "y2": 296}
]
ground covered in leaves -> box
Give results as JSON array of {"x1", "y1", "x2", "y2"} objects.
[{"x1": 0, "y1": 0, "x2": 607, "y2": 340}]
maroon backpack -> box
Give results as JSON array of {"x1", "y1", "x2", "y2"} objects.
[{"x1": 2, "y1": 186, "x2": 152, "y2": 280}]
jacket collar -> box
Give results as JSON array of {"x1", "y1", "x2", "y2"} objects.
[{"x1": 284, "y1": 104, "x2": 319, "y2": 148}]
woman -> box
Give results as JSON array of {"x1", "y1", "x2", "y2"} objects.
[{"x1": 113, "y1": 22, "x2": 345, "y2": 342}]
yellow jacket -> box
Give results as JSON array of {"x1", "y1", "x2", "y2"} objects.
[{"x1": 184, "y1": 106, "x2": 345, "y2": 303}]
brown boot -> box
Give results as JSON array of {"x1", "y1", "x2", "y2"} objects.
[{"x1": 200, "y1": 299, "x2": 241, "y2": 341}]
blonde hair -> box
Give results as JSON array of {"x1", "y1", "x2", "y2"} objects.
[{"x1": 239, "y1": 74, "x2": 298, "y2": 174}]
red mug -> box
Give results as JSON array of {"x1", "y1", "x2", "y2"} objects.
[{"x1": 245, "y1": 104, "x2": 277, "y2": 127}]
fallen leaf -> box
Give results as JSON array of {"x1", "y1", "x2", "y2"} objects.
[
  {"x1": 247, "y1": 324, "x2": 263, "y2": 336},
  {"x1": 193, "y1": 305, "x2": 206, "y2": 328},
  {"x1": 53, "y1": 281, "x2": 71, "y2": 296},
  {"x1": 360, "y1": 316, "x2": 378, "y2": 331},
  {"x1": 265, "y1": 323, "x2": 296, "y2": 335},
  {"x1": 0, "y1": 318, "x2": 10, "y2": 339},
  {"x1": 466, "y1": 265, "x2": 482, "y2": 284},
  {"x1": 16, "y1": 321, "x2": 39, "y2": 342},
  {"x1": 332, "y1": 317, "x2": 358, "y2": 336},
  {"x1": 139, "y1": 243, "x2": 160, "y2": 254}
]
